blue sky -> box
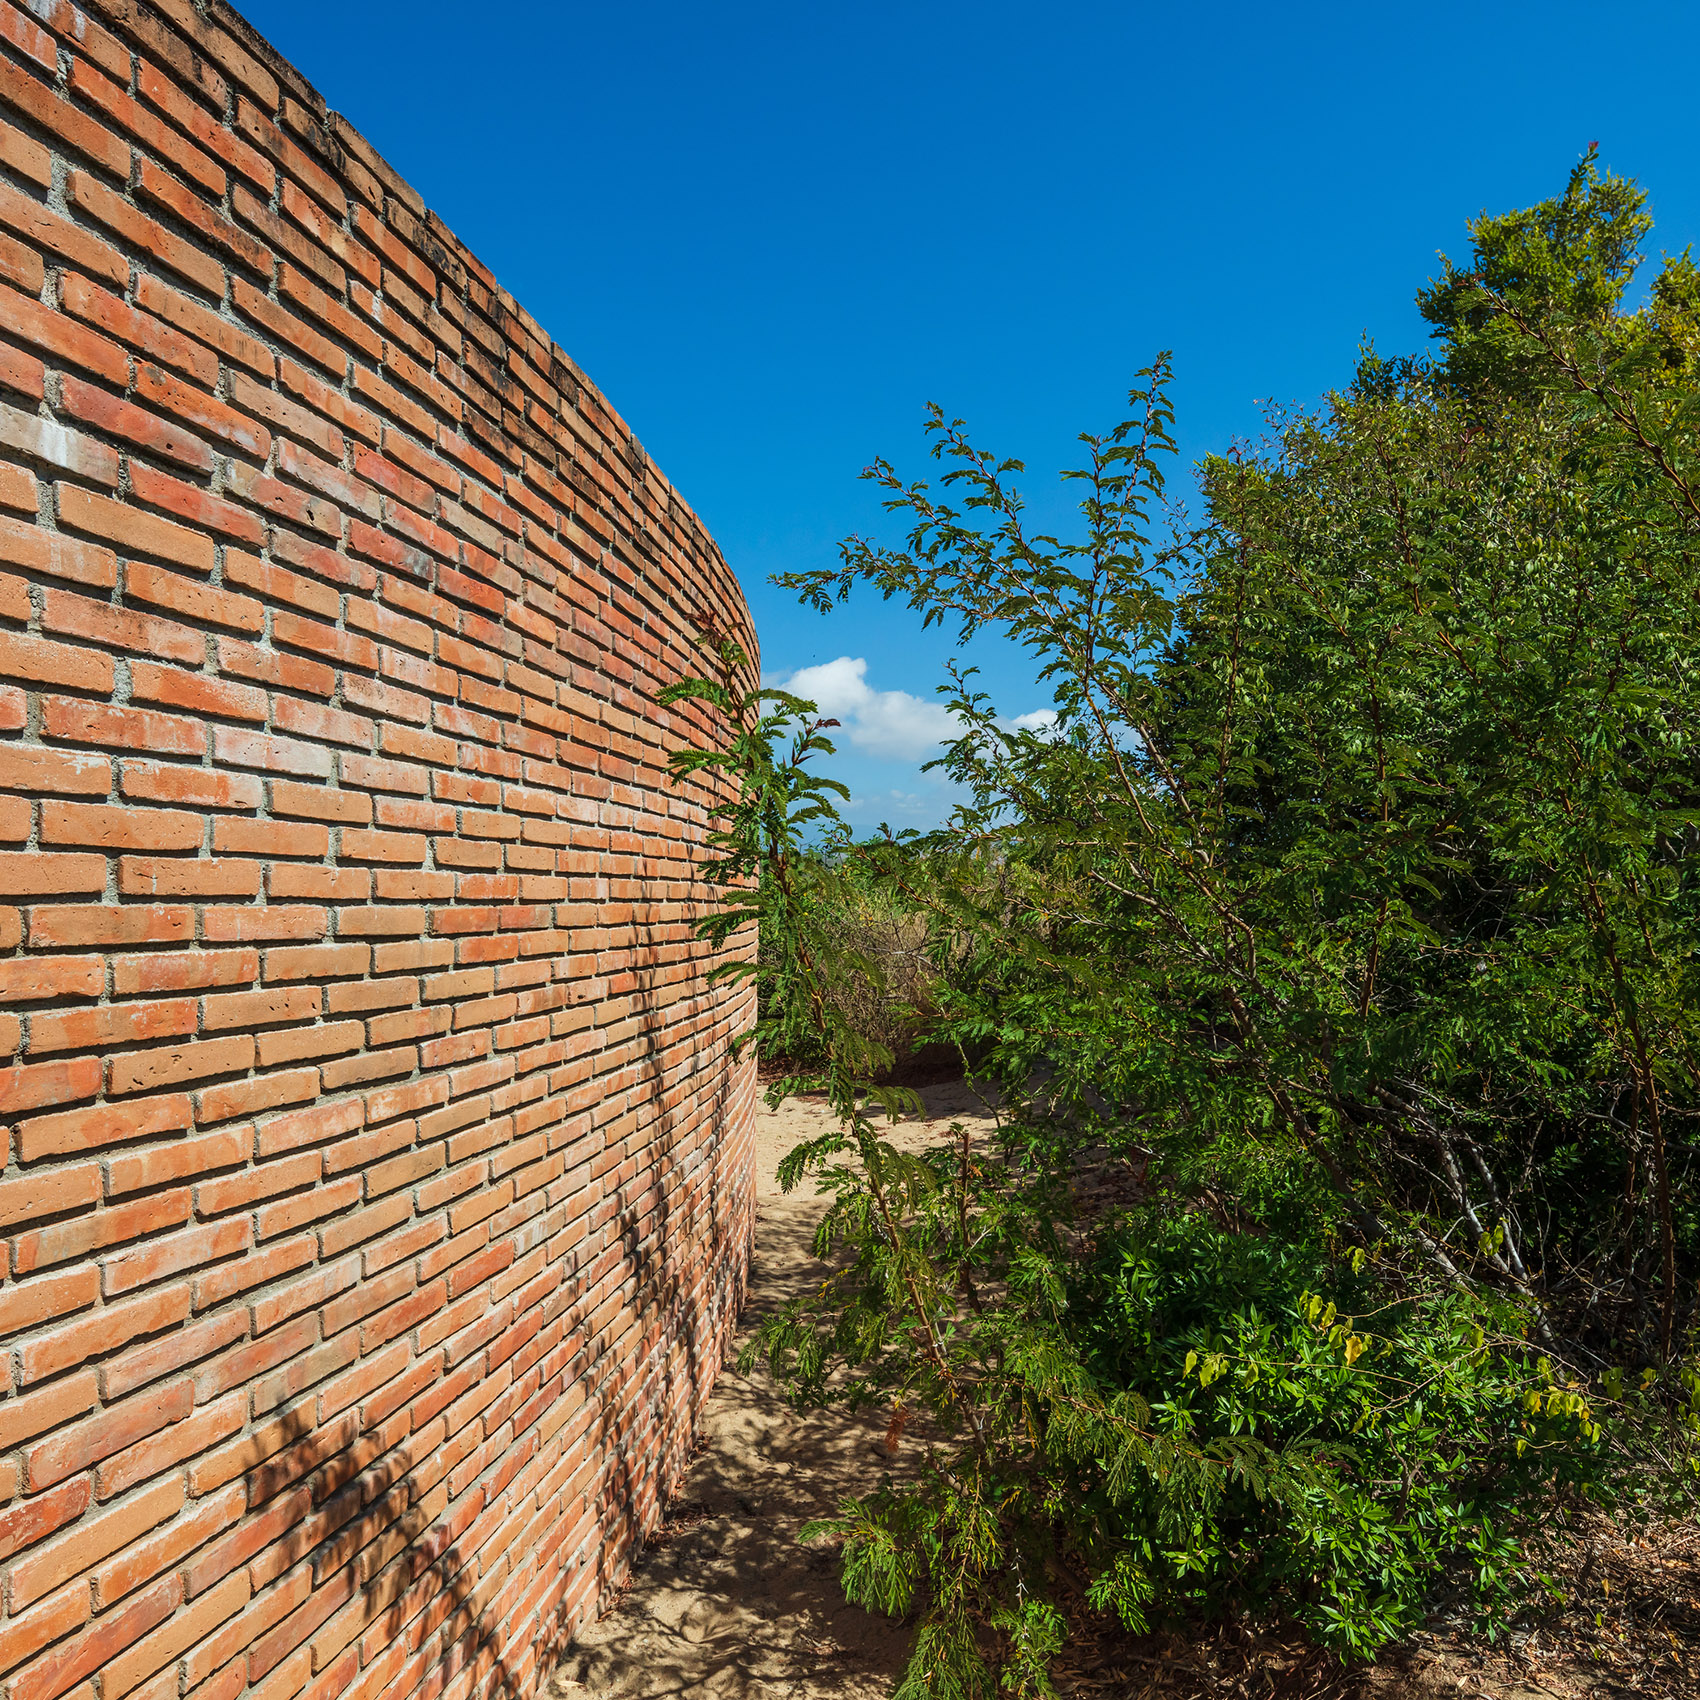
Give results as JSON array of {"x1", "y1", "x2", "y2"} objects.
[{"x1": 243, "y1": 0, "x2": 1700, "y2": 829}]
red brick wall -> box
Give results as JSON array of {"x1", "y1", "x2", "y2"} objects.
[{"x1": 0, "y1": 3, "x2": 759, "y2": 1697}]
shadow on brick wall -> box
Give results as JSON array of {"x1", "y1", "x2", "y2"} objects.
[{"x1": 235, "y1": 894, "x2": 751, "y2": 1700}]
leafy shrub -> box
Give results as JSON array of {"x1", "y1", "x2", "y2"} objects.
[
  {"x1": 755, "y1": 849, "x2": 946, "y2": 1076},
  {"x1": 667, "y1": 153, "x2": 1700, "y2": 1697},
  {"x1": 1070, "y1": 1216, "x2": 1600, "y2": 1653}
]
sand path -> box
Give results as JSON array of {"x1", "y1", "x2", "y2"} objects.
[{"x1": 553, "y1": 1079, "x2": 1003, "y2": 1700}]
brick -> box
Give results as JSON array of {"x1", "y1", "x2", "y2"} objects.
[
  {"x1": 106, "y1": 1125, "x2": 248, "y2": 1194},
  {"x1": 0, "y1": 1053, "x2": 101, "y2": 1116},
  {"x1": 254, "y1": 1097, "x2": 363, "y2": 1159},
  {"x1": 229, "y1": 369, "x2": 340, "y2": 457},
  {"x1": 8, "y1": 1572, "x2": 182, "y2": 1700},
  {"x1": 211, "y1": 726, "x2": 335, "y2": 780},
  {"x1": 70, "y1": 55, "x2": 225, "y2": 196},
  {"x1": 263, "y1": 941, "x2": 369, "y2": 982},
  {"x1": 0, "y1": 751, "x2": 104, "y2": 809},
  {"x1": 0, "y1": 1162, "x2": 99, "y2": 1230},
  {"x1": 118, "y1": 855, "x2": 261, "y2": 898},
  {"x1": 236, "y1": 97, "x2": 342, "y2": 216},
  {"x1": 0, "y1": 399, "x2": 120, "y2": 490},
  {"x1": 126, "y1": 459, "x2": 268, "y2": 547},
  {"x1": 268, "y1": 865, "x2": 369, "y2": 901},
  {"x1": 137, "y1": 58, "x2": 272, "y2": 192},
  {"x1": 0, "y1": 10, "x2": 759, "y2": 1693},
  {"x1": 0, "y1": 334, "x2": 45, "y2": 398},
  {"x1": 195, "y1": 1066, "x2": 320, "y2": 1124},
  {"x1": 216, "y1": 635, "x2": 333, "y2": 699},
  {"x1": 0, "y1": 56, "x2": 129, "y2": 178},
  {"x1": 278, "y1": 265, "x2": 380, "y2": 363},
  {"x1": 201, "y1": 904, "x2": 325, "y2": 943},
  {"x1": 57, "y1": 481, "x2": 218, "y2": 572},
  {"x1": 283, "y1": 176, "x2": 378, "y2": 290},
  {"x1": 0, "y1": 281, "x2": 127, "y2": 383},
  {"x1": 40, "y1": 584, "x2": 204, "y2": 664},
  {"x1": 0, "y1": 955, "x2": 102, "y2": 1003},
  {"x1": 269, "y1": 779, "x2": 371, "y2": 824},
  {"x1": 112, "y1": 948, "x2": 258, "y2": 996},
  {"x1": 252, "y1": 1256, "x2": 356, "y2": 1335},
  {"x1": 109, "y1": 1033, "x2": 254, "y2": 1095},
  {"x1": 0, "y1": 1265, "x2": 98, "y2": 1338},
  {"x1": 212, "y1": 816, "x2": 328, "y2": 858},
  {"x1": 191, "y1": 1312, "x2": 317, "y2": 1400},
  {"x1": 101, "y1": 1215, "x2": 250, "y2": 1295},
  {"x1": 44, "y1": 696, "x2": 201, "y2": 754},
  {"x1": 95, "y1": 1480, "x2": 244, "y2": 1607},
  {"x1": 0, "y1": 632, "x2": 114, "y2": 694},
  {"x1": 234, "y1": 182, "x2": 342, "y2": 296},
  {"x1": 17, "y1": 1092, "x2": 193, "y2": 1161},
  {"x1": 135, "y1": 271, "x2": 274, "y2": 377},
  {"x1": 148, "y1": 0, "x2": 279, "y2": 107},
  {"x1": 279, "y1": 357, "x2": 379, "y2": 447},
  {"x1": 0, "y1": 1474, "x2": 89, "y2": 1566},
  {"x1": 135, "y1": 362, "x2": 272, "y2": 459},
  {"x1": 27, "y1": 993, "x2": 196, "y2": 1054},
  {"x1": 95, "y1": 1388, "x2": 246, "y2": 1499},
  {"x1": 126, "y1": 559, "x2": 263, "y2": 632},
  {"x1": 0, "y1": 1582, "x2": 92, "y2": 1689},
  {"x1": 0, "y1": 458, "x2": 34, "y2": 510},
  {"x1": 16, "y1": 1281, "x2": 191, "y2": 1383},
  {"x1": 100, "y1": 1303, "x2": 247, "y2": 1400},
  {"x1": 0, "y1": 786, "x2": 30, "y2": 838},
  {"x1": 189, "y1": 1231, "x2": 314, "y2": 1315},
  {"x1": 0, "y1": 1, "x2": 56, "y2": 74},
  {"x1": 11, "y1": 1186, "x2": 190, "y2": 1276},
  {"x1": 26, "y1": 1378, "x2": 191, "y2": 1488},
  {"x1": 58, "y1": 373, "x2": 215, "y2": 473},
  {"x1": 0, "y1": 225, "x2": 43, "y2": 294},
  {"x1": 253, "y1": 1173, "x2": 359, "y2": 1239},
  {"x1": 60, "y1": 272, "x2": 220, "y2": 387},
  {"x1": 67, "y1": 168, "x2": 224, "y2": 296},
  {"x1": 131, "y1": 659, "x2": 267, "y2": 725},
  {"x1": 0, "y1": 562, "x2": 30, "y2": 621},
  {"x1": 226, "y1": 458, "x2": 341, "y2": 537},
  {"x1": 232, "y1": 275, "x2": 343, "y2": 375},
  {"x1": 9, "y1": 1476, "x2": 182, "y2": 1609},
  {"x1": 0, "y1": 1370, "x2": 97, "y2": 1453},
  {"x1": 136, "y1": 154, "x2": 271, "y2": 279},
  {"x1": 40, "y1": 799, "x2": 202, "y2": 851},
  {"x1": 0, "y1": 751, "x2": 107, "y2": 809},
  {"x1": 255, "y1": 1018, "x2": 360, "y2": 1067},
  {"x1": 27, "y1": 903, "x2": 192, "y2": 947},
  {"x1": 118, "y1": 759, "x2": 255, "y2": 806}
]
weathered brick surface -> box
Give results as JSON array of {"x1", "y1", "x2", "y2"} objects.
[{"x1": 0, "y1": 3, "x2": 758, "y2": 1696}]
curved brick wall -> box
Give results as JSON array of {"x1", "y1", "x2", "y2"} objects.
[{"x1": 0, "y1": 4, "x2": 759, "y2": 1699}]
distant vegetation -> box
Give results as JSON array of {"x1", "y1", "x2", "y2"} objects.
[{"x1": 667, "y1": 152, "x2": 1700, "y2": 1698}]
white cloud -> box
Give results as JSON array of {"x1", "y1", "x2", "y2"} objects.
[
  {"x1": 1008, "y1": 708, "x2": 1059, "y2": 734},
  {"x1": 770, "y1": 656, "x2": 961, "y2": 761}
]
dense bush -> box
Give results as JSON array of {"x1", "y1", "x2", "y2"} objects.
[
  {"x1": 753, "y1": 848, "x2": 947, "y2": 1076},
  {"x1": 667, "y1": 154, "x2": 1700, "y2": 1697}
]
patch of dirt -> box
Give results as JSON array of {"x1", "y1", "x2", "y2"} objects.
[
  {"x1": 554, "y1": 1083, "x2": 1700, "y2": 1700},
  {"x1": 552, "y1": 1078, "x2": 1002, "y2": 1698}
]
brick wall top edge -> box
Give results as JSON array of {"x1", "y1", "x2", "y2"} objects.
[{"x1": 78, "y1": 0, "x2": 735, "y2": 588}]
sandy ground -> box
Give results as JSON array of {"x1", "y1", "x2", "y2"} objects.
[{"x1": 553, "y1": 1078, "x2": 1003, "y2": 1700}]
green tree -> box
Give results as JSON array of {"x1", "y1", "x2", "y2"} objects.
[{"x1": 667, "y1": 153, "x2": 1700, "y2": 1697}]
